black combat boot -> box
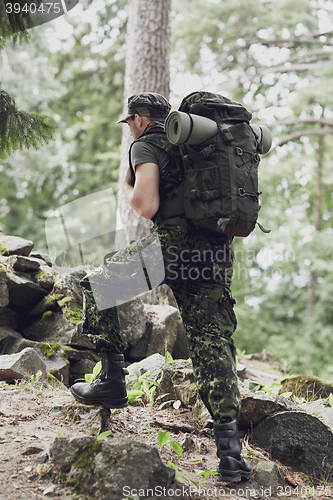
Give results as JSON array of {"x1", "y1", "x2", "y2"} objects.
[
  {"x1": 213, "y1": 420, "x2": 253, "y2": 482},
  {"x1": 70, "y1": 351, "x2": 128, "y2": 409}
]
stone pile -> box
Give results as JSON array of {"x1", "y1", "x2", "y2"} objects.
[{"x1": 0, "y1": 231, "x2": 189, "y2": 386}]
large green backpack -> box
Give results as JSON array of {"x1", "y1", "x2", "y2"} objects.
[{"x1": 166, "y1": 91, "x2": 270, "y2": 237}]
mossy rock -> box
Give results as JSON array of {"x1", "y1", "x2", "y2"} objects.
[
  {"x1": 45, "y1": 294, "x2": 65, "y2": 308},
  {"x1": 39, "y1": 342, "x2": 61, "y2": 359},
  {"x1": 57, "y1": 296, "x2": 83, "y2": 325},
  {"x1": 279, "y1": 375, "x2": 333, "y2": 400},
  {"x1": 61, "y1": 306, "x2": 83, "y2": 325},
  {"x1": 0, "y1": 242, "x2": 7, "y2": 254}
]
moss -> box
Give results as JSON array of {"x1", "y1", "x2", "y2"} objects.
[
  {"x1": 62, "y1": 306, "x2": 83, "y2": 325},
  {"x1": 58, "y1": 296, "x2": 74, "y2": 307},
  {"x1": 45, "y1": 294, "x2": 64, "y2": 307},
  {"x1": 42, "y1": 310, "x2": 53, "y2": 321},
  {"x1": 64, "y1": 406, "x2": 81, "y2": 424},
  {"x1": 39, "y1": 342, "x2": 61, "y2": 359},
  {"x1": 298, "y1": 472, "x2": 314, "y2": 487},
  {"x1": 0, "y1": 242, "x2": 7, "y2": 254},
  {"x1": 34, "y1": 269, "x2": 49, "y2": 280},
  {"x1": 57, "y1": 471, "x2": 67, "y2": 481},
  {"x1": 71, "y1": 441, "x2": 103, "y2": 471},
  {"x1": 280, "y1": 375, "x2": 333, "y2": 400},
  {"x1": 47, "y1": 373, "x2": 62, "y2": 388},
  {"x1": 66, "y1": 441, "x2": 106, "y2": 498}
]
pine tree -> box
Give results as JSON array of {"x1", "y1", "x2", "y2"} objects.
[{"x1": 0, "y1": 2, "x2": 56, "y2": 160}]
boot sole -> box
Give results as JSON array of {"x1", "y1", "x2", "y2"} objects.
[
  {"x1": 217, "y1": 469, "x2": 252, "y2": 483},
  {"x1": 71, "y1": 388, "x2": 128, "y2": 409}
]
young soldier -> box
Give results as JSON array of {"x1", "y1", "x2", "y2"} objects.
[{"x1": 70, "y1": 92, "x2": 252, "y2": 482}]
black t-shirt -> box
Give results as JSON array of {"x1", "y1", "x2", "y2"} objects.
[{"x1": 130, "y1": 141, "x2": 169, "y2": 173}]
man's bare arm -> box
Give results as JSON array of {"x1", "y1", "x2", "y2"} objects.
[{"x1": 122, "y1": 162, "x2": 160, "y2": 219}]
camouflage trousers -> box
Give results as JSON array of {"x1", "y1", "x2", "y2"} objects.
[{"x1": 79, "y1": 222, "x2": 241, "y2": 423}]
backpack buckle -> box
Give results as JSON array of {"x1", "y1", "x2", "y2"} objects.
[
  {"x1": 200, "y1": 144, "x2": 216, "y2": 159},
  {"x1": 201, "y1": 189, "x2": 221, "y2": 200},
  {"x1": 238, "y1": 188, "x2": 246, "y2": 197}
]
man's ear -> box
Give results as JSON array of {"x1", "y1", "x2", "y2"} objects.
[{"x1": 134, "y1": 113, "x2": 143, "y2": 126}]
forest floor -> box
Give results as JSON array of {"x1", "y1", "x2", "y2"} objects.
[{"x1": 0, "y1": 381, "x2": 332, "y2": 500}]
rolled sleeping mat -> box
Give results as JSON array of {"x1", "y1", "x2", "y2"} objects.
[{"x1": 165, "y1": 111, "x2": 272, "y2": 154}]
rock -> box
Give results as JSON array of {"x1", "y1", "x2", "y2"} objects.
[
  {"x1": 0, "y1": 326, "x2": 24, "y2": 354},
  {"x1": 49, "y1": 436, "x2": 95, "y2": 473},
  {"x1": 158, "y1": 359, "x2": 199, "y2": 409},
  {"x1": 0, "y1": 278, "x2": 9, "y2": 307},
  {"x1": 52, "y1": 273, "x2": 85, "y2": 326},
  {"x1": 299, "y1": 399, "x2": 333, "y2": 432},
  {"x1": 24, "y1": 313, "x2": 93, "y2": 349},
  {"x1": 126, "y1": 353, "x2": 165, "y2": 388},
  {"x1": 50, "y1": 436, "x2": 186, "y2": 500},
  {"x1": 29, "y1": 293, "x2": 64, "y2": 316},
  {"x1": 7, "y1": 255, "x2": 42, "y2": 273},
  {"x1": 253, "y1": 411, "x2": 333, "y2": 480},
  {"x1": 0, "y1": 347, "x2": 47, "y2": 382},
  {"x1": 238, "y1": 390, "x2": 298, "y2": 430},
  {"x1": 246, "y1": 349, "x2": 290, "y2": 374},
  {"x1": 180, "y1": 433, "x2": 194, "y2": 451},
  {"x1": 254, "y1": 458, "x2": 283, "y2": 492},
  {"x1": 34, "y1": 344, "x2": 70, "y2": 387},
  {"x1": 34, "y1": 264, "x2": 56, "y2": 291},
  {"x1": 144, "y1": 304, "x2": 179, "y2": 357},
  {"x1": 118, "y1": 298, "x2": 147, "y2": 351},
  {"x1": 61, "y1": 345, "x2": 99, "y2": 363},
  {"x1": 238, "y1": 349, "x2": 290, "y2": 386},
  {"x1": 172, "y1": 321, "x2": 190, "y2": 360},
  {"x1": 280, "y1": 375, "x2": 333, "y2": 400},
  {"x1": 128, "y1": 304, "x2": 179, "y2": 360},
  {"x1": 30, "y1": 251, "x2": 53, "y2": 267},
  {"x1": 53, "y1": 271, "x2": 85, "y2": 306},
  {"x1": 42, "y1": 484, "x2": 56, "y2": 496},
  {"x1": 0, "y1": 234, "x2": 34, "y2": 256},
  {"x1": 0, "y1": 306, "x2": 19, "y2": 329},
  {"x1": 6, "y1": 271, "x2": 48, "y2": 310},
  {"x1": 69, "y1": 358, "x2": 97, "y2": 386}
]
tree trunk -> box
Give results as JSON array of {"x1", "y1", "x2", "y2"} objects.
[
  {"x1": 306, "y1": 120, "x2": 325, "y2": 317},
  {"x1": 116, "y1": 0, "x2": 171, "y2": 249}
]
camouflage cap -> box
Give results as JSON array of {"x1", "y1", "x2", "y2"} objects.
[{"x1": 116, "y1": 92, "x2": 171, "y2": 123}]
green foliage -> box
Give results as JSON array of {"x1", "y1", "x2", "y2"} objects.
[
  {"x1": 126, "y1": 365, "x2": 163, "y2": 406},
  {"x1": 84, "y1": 361, "x2": 101, "y2": 384},
  {"x1": 158, "y1": 429, "x2": 183, "y2": 456},
  {"x1": 165, "y1": 350, "x2": 173, "y2": 364},
  {"x1": 96, "y1": 430, "x2": 113, "y2": 440},
  {"x1": 0, "y1": 89, "x2": 56, "y2": 160},
  {"x1": 0, "y1": 0, "x2": 31, "y2": 49},
  {"x1": 39, "y1": 342, "x2": 61, "y2": 359},
  {"x1": 194, "y1": 469, "x2": 219, "y2": 482}
]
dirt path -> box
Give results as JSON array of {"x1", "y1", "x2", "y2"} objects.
[{"x1": 0, "y1": 381, "x2": 330, "y2": 500}]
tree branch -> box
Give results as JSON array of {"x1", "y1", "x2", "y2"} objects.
[
  {"x1": 268, "y1": 118, "x2": 333, "y2": 128},
  {"x1": 271, "y1": 128, "x2": 333, "y2": 150}
]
